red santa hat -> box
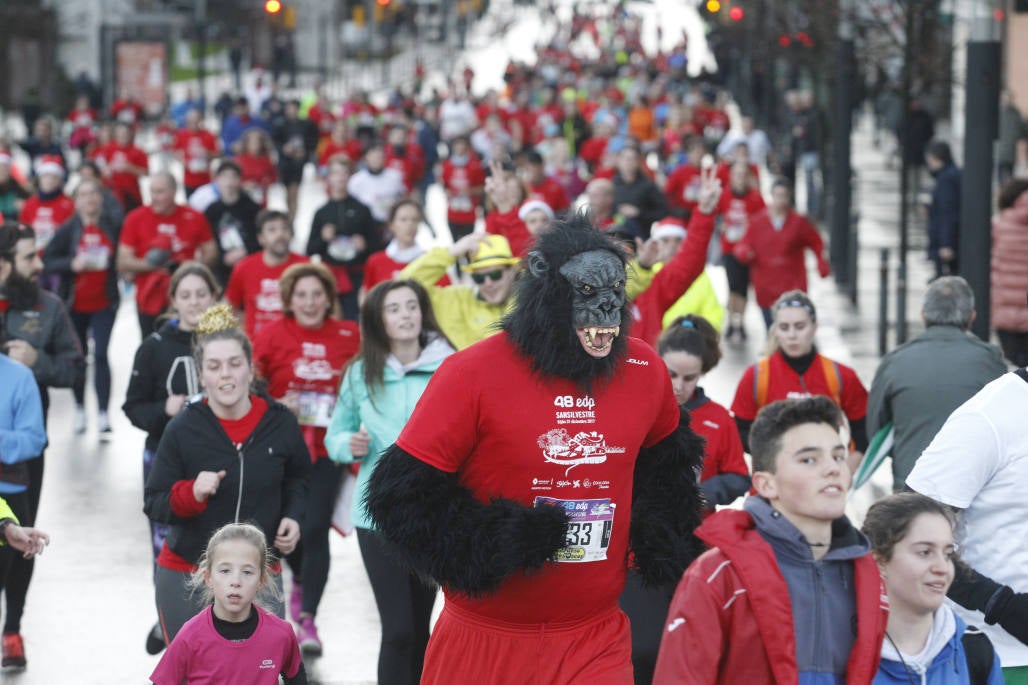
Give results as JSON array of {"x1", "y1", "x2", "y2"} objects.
[
  {"x1": 518, "y1": 199, "x2": 555, "y2": 222},
  {"x1": 35, "y1": 155, "x2": 65, "y2": 178},
  {"x1": 651, "y1": 217, "x2": 687, "y2": 241}
]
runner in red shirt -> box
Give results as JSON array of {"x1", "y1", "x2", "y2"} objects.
[
  {"x1": 234, "y1": 130, "x2": 278, "y2": 207},
  {"x1": 117, "y1": 171, "x2": 217, "y2": 336},
  {"x1": 94, "y1": 121, "x2": 149, "y2": 211},
  {"x1": 733, "y1": 179, "x2": 831, "y2": 327},
  {"x1": 483, "y1": 161, "x2": 532, "y2": 257},
  {"x1": 664, "y1": 138, "x2": 708, "y2": 218},
  {"x1": 440, "y1": 136, "x2": 485, "y2": 242},
  {"x1": 716, "y1": 161, "x2": 766, "y2": 343},
  {"x1": 316, "y1": 119, "x2": 362, "y2": 172},
  {"x1": 361, "y1": 199, "x2": 449, "y2": 300},
  {"x1": 66, "y1": 95, "x2": 97, "y2": 155},
  {"x1": 173, "y1": 108, "x2": 220, "y2": 196},
  {"x1": 521, "y1": 150, "x2": 570, "y2": 214},
  {"x1": 224, "y1": 210, "x2": 308, "y2": 340},
  {"x1": 110, "y1": 94, "x2": 143, "y2": 129},
  {"x1": 363, "y1": 216, "x2": 705, "y2": 684},
  {"x1": 19, "y1": 157, "x2": 74, "y2": 254},
  {"x1": 253, "y1": 262, "x2": 360, "y2": 654}
]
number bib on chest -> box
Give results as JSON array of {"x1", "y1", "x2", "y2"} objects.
[
  {"x1": 535, "y1": 497, "x2": 615, "y2": 563},
  {"x1": 297, "y1": 391, "x2": 334, "y2": 428}
]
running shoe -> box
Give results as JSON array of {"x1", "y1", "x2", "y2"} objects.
[
  {"x1": 2, "y1": 633, "x2": 25, "y2": 669},
  {"x1": 73, "y1": 406, "x2": 86, "y2": 434},
  {"x1": 297, "y1": 616, "x2": 322, "y2": 655},
  {"x1": 145, "y1": 622, "x2": 165, "y2": 655},
  {"x1": 288, "y1": 582, "x2": 303, "y2": 624},
  {"x1": 98, "y1": 411, "x2": 113, "y2": 440}
]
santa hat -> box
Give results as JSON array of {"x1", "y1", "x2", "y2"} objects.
[
  {"x1": 518, "y1": 199, "x2": 555, "y2": 222},
  {"x1": 35, "y1": 155, "x2": 65, "y2": 178},
  {"x1": 651, "y1": 217, "x2": 687, "y2": 241}
]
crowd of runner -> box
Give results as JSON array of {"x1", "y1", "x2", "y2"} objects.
[{"x1": 0, "y1": 2, "x2": 1026, "y2": 684}]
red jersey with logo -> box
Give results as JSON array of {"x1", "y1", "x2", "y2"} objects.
[
  {"x1": 733, "y1": 209, "x2": 829, "y2": 308},
  {"x1": 253, "y1": 316, "x2": 360, "y2": 460},
  {"x1": 716, "y1": 188, "x2": 765, "y2": 254},
  {"x1": 441, "y1": 157, "x2": 486, "y2": 226},
  {"x1": 149, "y1": 606, "x2": 303, "y2": 685},
  {"x1": 72, "y1": 223, "x2": 114, "y2": 313},
  {"x1": 688, "y1": 395, "x2": 747, "y2": 484},
  {"x1": 730, "y1": 350, "x2": 868, "y2": 424},
  {"x1": 396, "y1": 334, "x2": 680, "y2": 624},
  {"x1": 120, "y1": 204, "x2": 215, "y2": 315},
  {"x1": 224, "y1": 252, "x2": 309, "y2": 340},
  {"x1": 174, "y1": 128, "x2": 219, "y2": 189},
  {"x1": 19, "y1": 195, "x2": 74, "y2": 251},
  {"x1": 92, "y1": 142, "x2": 148, "y2": 206}
]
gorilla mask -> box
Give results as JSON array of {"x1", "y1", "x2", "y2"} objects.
[{"x1": 559, "y1": 250, "x2": 626, "y2": 358}]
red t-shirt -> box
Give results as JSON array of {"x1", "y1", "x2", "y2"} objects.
[
  {"x1": 253, "y1": 317, "x2": 360, "y2": 460},
  {"x1": 218, "y1": 395, "x2": 269, "y2": 446},
  {"x1": 224, "y1": 252, "x2": 309, "y2": 340},
  {"x1": 579, "y1": 136, "x2": 609, "y2": 169},
  {"x1": 529, "y1": 177, "x2": 570, "y2": 214},
  {"x1": 730, "y1": 350, "x2": 868, "y2": 423},
  {"x1": 174, "y1": 128, "x2": 219, "y2": 189},
  {"x1": 664, "y1": 163, "x2": 702, "y2": 215},
  {"x1": 18, "y1": 195, "x2": 75, "y2": 250},
  {"x1": 120, "y1": 204, "x2": 215, "y2": 315},
  {"x1": 72, "y1": 223, "x2": 113, "y2": 313},
  {"x1": 395, "y1": 334, "x2": 680, "y2": 624},
  {"x1": 317, "y1": 139, "x2": 363, "y2": 168},
  {"x1": 441, "y1": 158, "x2": 486, "y2": 226},
  {"x1": 93, "y1": 142, "x2": 148, "y2": 206},
  {"x1": 734, "y1": 209, "x2": 829, "y2": 308},
  {"x1": 362, "y1": 250, "x2": 451, "y2": 292},
  {"x1": 716, "y1": 188, "x2": 766, "y2": 253},
  {"x1": 688, "y1": 395, "x2": 748, "y2": 484},
  {"x1": 234, "y1": 154, "x2": 278, "y2": 206},
  {"x1": 485, "y1": 207, "x2": 533, "y2": 258}
]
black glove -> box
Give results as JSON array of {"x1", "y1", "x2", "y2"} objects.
[
  {"x1": 984, "y1": 586, "x2": 1028, "y2": 645},
  {"x1": 950, "y1": 562, "x2": 1028, "y2": 645},
  {"x1": 144, "y1": 248, "x2": 171, "y2": 268}
]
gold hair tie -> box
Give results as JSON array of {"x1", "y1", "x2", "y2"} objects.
[{"x1": 195, "y1": 303, "x2": 239, "y2": 335}]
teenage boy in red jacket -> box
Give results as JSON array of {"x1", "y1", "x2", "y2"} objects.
[{"x1": 654, "y1": 396, "x2": 888, "y2": 684}]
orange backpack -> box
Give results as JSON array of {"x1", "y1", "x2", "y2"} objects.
[{"x1": 753, "y1": 355, "x2": 842, "y2": 409}]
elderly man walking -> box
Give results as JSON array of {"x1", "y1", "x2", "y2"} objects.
[{"x1": 866, "y1": 276, "x2": 1007, "y2": 492}]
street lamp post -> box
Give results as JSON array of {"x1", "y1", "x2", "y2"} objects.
[{"x1": 830, "y1": 0, "x2": 855, "y2": 288}]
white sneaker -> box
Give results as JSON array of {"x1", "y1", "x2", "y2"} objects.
[
  {"x1": 73, "y1": 407, "x2": 86, "y2": 434},
  {"x1": 98, "y1": 411, "x2": 112, "y2": 440}
]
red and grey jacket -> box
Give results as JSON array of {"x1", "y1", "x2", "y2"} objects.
[{"x1": 654, "y1": 507, "x2": 888, "y2": 684}]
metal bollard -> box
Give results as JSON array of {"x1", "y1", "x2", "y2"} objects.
[{"x1": 878, "y1": 248, "x2": 889, "y2": 357}]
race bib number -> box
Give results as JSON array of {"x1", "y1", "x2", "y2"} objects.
[
  {"x1": 297, "y1": 391, "x2": 334, "y2": 428},
  {"x1": 219, "y1": 224, "x2": 245, "y2": 252},
  {"x1": 450, "y1": 195, "x2": 472, "y2": 212},
  {"x1": 77, "y1": 244, "x2": 111, "y2": 270},
  {"x1": 188, "y1": 157, "x2": 208, "y2": 173},
  {"x1": 535, "y1": 497, "x2": 615, "y2": 563},
  {"x1": 725, "y1": 222, "x2": 746, "y2": 243}
]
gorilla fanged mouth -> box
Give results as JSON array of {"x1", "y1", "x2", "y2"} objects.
[{"x1": 578, "y1": 326, "x2": 621, "y2": 357}]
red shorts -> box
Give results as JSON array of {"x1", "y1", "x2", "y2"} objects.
[{"x1": 422, "y1": 602, "x2": 633, "y2": 685}]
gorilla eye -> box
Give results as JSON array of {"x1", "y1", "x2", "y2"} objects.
[
  {"x1": 582, "y1": 284, "x2": 593, "y2": 293},
  {"x1": 614, "y1": 280, "x2": 623, "y2": 290}
]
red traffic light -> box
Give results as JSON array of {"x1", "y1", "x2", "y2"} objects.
[
  {"x1": 778, "y1": 34, "x2": 791, "y2": 47},
  {"x1": 729, "y1": 6, "x2": 744, "y2": 20},
  {"x1": 265, "y1": 0, "x2": 282, "y2": 13}
]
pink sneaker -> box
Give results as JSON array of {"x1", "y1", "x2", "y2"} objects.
[
  {"x1": 288, "y1": 583, "x2": 303, "y2": 624},
  {"x1": 296, "y1": 616, "x2": 322, "y2": 655}
]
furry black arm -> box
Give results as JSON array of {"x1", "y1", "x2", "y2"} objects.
[
  {"x1": 699, "y1": 473, "x2": 751, "y2": 508},
  {"x1": 629, "y1": 411, "x2": 706, "y2": 590},
  {"x1": 364, "y1": 445, "x2": 571, "y2": 596}
]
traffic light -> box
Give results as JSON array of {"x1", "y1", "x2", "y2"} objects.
[
  {"x1": 705, "y1": 0, "x2": 721, "y2": 12},
  {"x1": 729, "y1": 6, "x2": 744, "y2": 20},
  {"x1": 265, "y1": 0, "x2": 282, "y2": 13},
  {"x1": 375, "y1": 0, "x2": 392, "y2": 5}
]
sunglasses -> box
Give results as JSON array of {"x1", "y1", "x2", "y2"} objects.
[{"x1": 471, "y1": 269, "x2": 506, "y2": 285}]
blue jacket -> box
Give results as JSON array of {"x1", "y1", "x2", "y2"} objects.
[
  {"x1": 874, "y1": 609, "x2": 1004, "y2": 685},
  {"x1": 0, "y1": 355, "x2": 46, "y2": 494},
  {"x1": 324, "y1": 335, "x2": 453, "y2": 530},
  {"x1": 927, "y1": 162, "x2": 961, "y2": 260}
]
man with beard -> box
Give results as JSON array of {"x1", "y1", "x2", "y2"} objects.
[
  {"x1": 0, "y1": 221, "x2": 82, "y2": 668},
  {"x1": 365, "y1": 214, "x2": 706, "y2": 684},
  {"x1": 224, "y1": 209, "x2": 308, "y2": 340}
]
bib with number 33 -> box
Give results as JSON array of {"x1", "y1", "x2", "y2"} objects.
[{"x1": 534, "y1": 496, "x2": 615, "y2": 563}]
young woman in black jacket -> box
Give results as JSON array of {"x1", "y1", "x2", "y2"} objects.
[{"x1": 142, "y1": 303, "x2": 310, "y2": 645}]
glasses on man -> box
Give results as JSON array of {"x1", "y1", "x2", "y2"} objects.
[{"x1": 471, "y1": 269, "x2": 506, "y2": 285}]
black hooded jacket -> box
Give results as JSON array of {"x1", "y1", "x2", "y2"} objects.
[
  {"x1": 143, "y1": 397, "x2": 310, "y2": 564},
  {"x1": 122, "y1": 320, "x2": 199, "y2": 452}
]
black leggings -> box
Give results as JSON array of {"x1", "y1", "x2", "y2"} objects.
[
  {"x1": 618, "y1": 568, "x2": 674, "y2": 685},
  {"x1": 0, "y1": 489, "x2": 32, "y2": 635},
  {"x1": 357, "y1": 527, "x2": 437, "y2": 685},
  {"x1": 70, "y1": 306, "x2": 116, "y2": 411},
  {"x1": 285, "y1": 458, "x2": 343, "y2": 616}
]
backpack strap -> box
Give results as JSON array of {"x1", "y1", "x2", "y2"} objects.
[
  {"x1": 819, "y1": 355, "x2": 843, "y2": 406},
  {"x1": 753, "y1": 358, "x2": 770, "y2": 409},
  {"x1": 962, "y1": 625, "x2": 995, "y2": 685}
]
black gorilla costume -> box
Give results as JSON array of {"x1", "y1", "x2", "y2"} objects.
[{"x1": 364, "y1": 213, "x2": 706, "y2": 682}]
